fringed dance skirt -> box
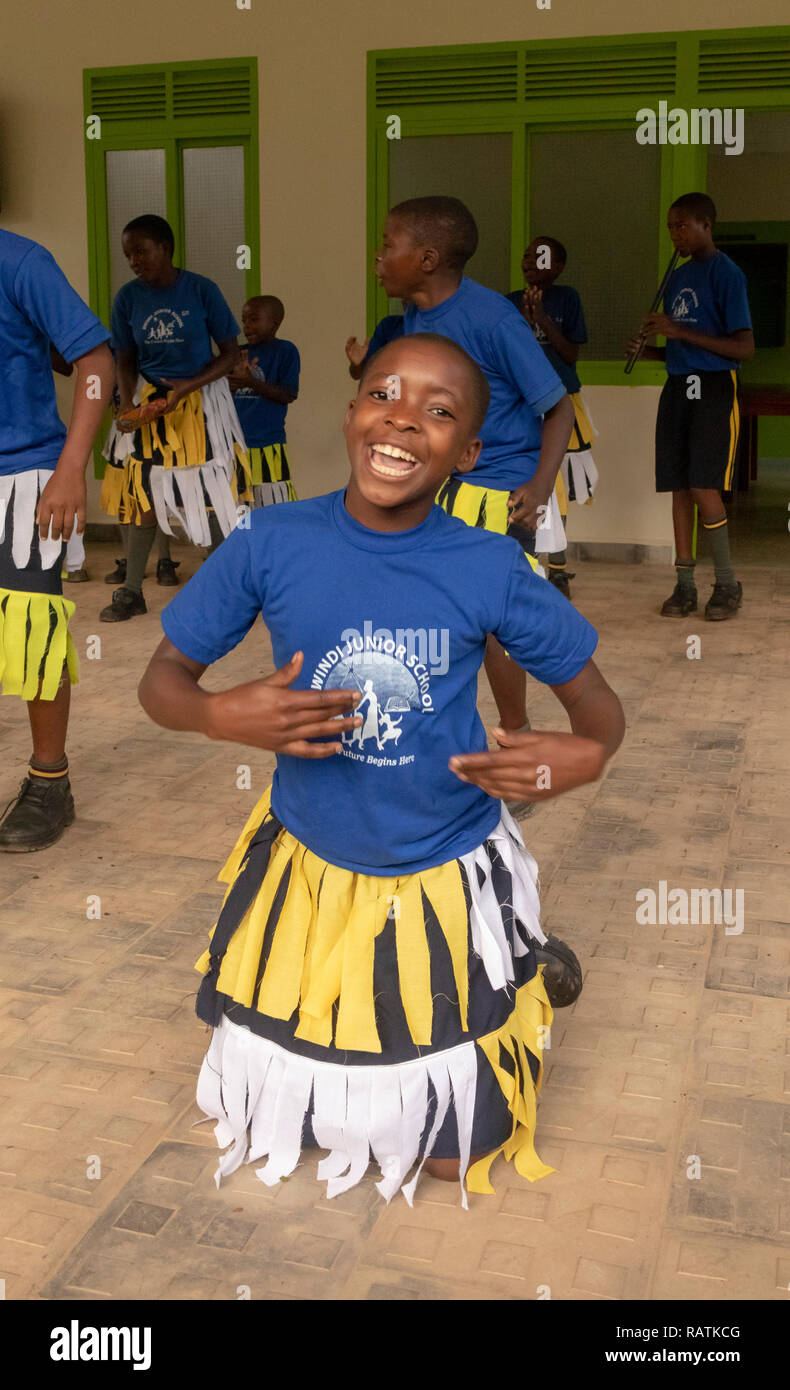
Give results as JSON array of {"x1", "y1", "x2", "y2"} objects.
[
  {"x1": 100, "y1": 377, "x2": 249, "y2": 546},
  {"x1": 555, "y1": 392, "x2": 599, "y2": 514},
  {"x1": 194, "y1": 789, "x2": 555, "y2": 1208},
  {"x1": 0, "y1": 469, "x2": 79, "y2": 699},
  {"x1": 236, "y1": 443, "x2": 298, "y2": 508}
]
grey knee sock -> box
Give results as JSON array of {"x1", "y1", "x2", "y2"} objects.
[
  {"x1": 703, "y1": 517, "x2": 735, "y2": 586},
  {"x1": 155, "y1": 526, "x2": 172, "y2": 560},
  {"x1": 675, "y1": 558, "x2": 696, "y2": 590},
  {"x1": 207, "y1": 513, "x2": 225, "y2": 554},
  {"x1": 125, "y1": 525, "x2": 157, "y2": 593}
]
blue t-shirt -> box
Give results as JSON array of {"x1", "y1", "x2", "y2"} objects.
[
  {"x1": 403, "y1": 278, "x2": 566, "y2": 492},
  {"x1": 231, "y1": 338, "x2": 300, "y2": 447},
  {"x1": 366, "y1": 314, "x2": 405, "y2": 359},
  {"x1": 0, "y1": 230, "x2": 110, "y2": 476},
  {"x1": 111, "y1": 269, "x2": 239, "y2": 385},
  {"x1": 663, "y1": 252, "x2": 752, "y2": 374},
  {"x1": 161, "y1": 490, "x2": 597, "y2": 875},
  {"x1": 506, "y1": 284, "x2": 587, "y2": 394}
]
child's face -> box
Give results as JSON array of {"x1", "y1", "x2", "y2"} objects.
[
  {"x1": 343, "y1": 338, "x2": 481, "y2": 514},
  {"x1": 122, "y1": 233, "x2": 173, "y2": 284},
  {"x1": 522, "y1": 240, "x2": 564, "y2": 288},
  {"x1": 375, "y1": 216, "x2": 428, "y2": 299},
  {"x1": 242, "y1": 302, "x2": 281, "y2": 341},
  {"x1": 667, "y1": 210, "x2": 712, "y2": 258}
]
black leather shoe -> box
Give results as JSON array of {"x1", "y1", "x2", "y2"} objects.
[
  {"x1": 660, "y1": 582, "x2": 697, "y2": 616},
  {"x1": 548, "y1": 568, "x2": 575, "y2": 599},
  {"x1": 0, "y1": 776, "x2": 75, "y2": 852},
  {"x1": 156, "y1": 558, "x2": 181, "y2": 586},
  {"x1": 534, "y1": 935, "x2": 583, "y2": 1007},
  {"x1": 105, "y1": 558, "x2": 127, "y2": 584},
  {"x1": 705, "y1": 581, "x2": 742, "y2": 621},
  {"x1": 99, "y1": 586, "x2": 147, "y2": 622}
]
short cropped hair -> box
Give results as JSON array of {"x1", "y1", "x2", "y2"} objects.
[
  {"x1": 359, "y1": 331, "x2": 490, "y2": 433},
  {"x1": 245, "y1": 294, "x2": 285, "y2": 321},
  {"x1": 390, "y1": 196, "x2": 479, "y2": 271},
  {"x1": 122, "y1": 214, "x2": 176, "y2": 253},
  {"x1": 530, "y1": 235, "x2": 567, "y2": 266},
  {"x1": 670, "y1": 192, "x2": 717, "y2": 225}
]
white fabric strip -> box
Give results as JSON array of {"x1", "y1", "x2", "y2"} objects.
[
  {"x1": 252, "y1": 481, "x2": 291, "y2": 507},
  {"x1": 459, "y1": 808, "x2": 545, "y2": 990},
  {"x1": 561, "y1": 451, "x2": 599, "y2": 504},
  {"x1": 197, "y1": 1016, "x2": 480, "y2": 1206},
  {"x1": 534, "y1": 487, "x2": 567, "y2": 553},
  {"x1": 0, "y1": 470, "x2": 78, "y2": 572}
]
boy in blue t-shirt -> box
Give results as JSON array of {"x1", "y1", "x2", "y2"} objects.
[
  {"x1": 228, "y1": 295, "x2": 300, "y2": 505},
  {"x1": 138, "y1": 333, "x2": 624, "y2": 1206},
  {"x1": 629, "y1": 192, "x2": 754, "y2": 621},
  {"x1": 372, "y1": 197, "x2": 575, "y2": 774},
  {"x1": 507, "y1": 236, "x2": 599, "y2": 599},
  {"x1": 0, "y1": 228, "x2": 113, "y2": 851}
]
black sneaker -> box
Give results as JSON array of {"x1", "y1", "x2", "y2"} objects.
[
  {"x1": 548, "y1": 568, "x2": 575, "y2": 599},
  {"x1": 660, "y1": 582, "x2": 697, "y2": 616},
  {"x1": 705, "y1": 581, "x2": 742, "y2": 622},
  {"x1": 506, "y1": 798, "x2": 537, "y2": 820},
  {"x1": 0, "y1": 775, "x2": 75, "y2": 852},
  {"x1": 99, "y1": 586, "x2": 147, "y2": 622},
  {"x1": 535, "y1": 935, "x2": 583, "y2": 1008},
  {"x1": 156, "y1": 558, "x2": 181, "y2": 586},
  {"x1": 105, "y1": 557, "x2": 127, "y2": 585}
]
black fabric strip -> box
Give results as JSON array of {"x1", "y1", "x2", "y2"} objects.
[{"x1": 195, "y1": 811, "x2": 283, "y2": 1026}]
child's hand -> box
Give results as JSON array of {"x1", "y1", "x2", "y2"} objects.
[
  {"x1": 204, "y1": 651, "x2": 363, "y2": 756},
  {"x1": 642, "y1": 312, "x2": 679, "y2": 339},
  {"x1": 345, "y1": 336, "x2": 370, "y2": 366},
  {"x1": 160, "y1": 378, "x2": 196, "y2": 413},
  {"x1": 449, "y1": 728, "x2": 606, "y2": 802},
  {"x1": 507, "y1": 479, "x2": 549, "y2": 530},
  {"x1": 37, "y1": 468, "x2": 86, "y2": 542}
]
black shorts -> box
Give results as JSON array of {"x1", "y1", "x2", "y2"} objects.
[{"x1": 655, "y1": 370, "x2": 740, "y2": 493}]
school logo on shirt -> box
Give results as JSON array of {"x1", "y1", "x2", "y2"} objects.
[
  {"x1": 310, "y1": 625, "x2": 440, "y2": 769},
  {"x1": 670, "y1": 288, "x2": 699, "y2": 323},
  {"x1": 142, "y1": 309, "x2": 186, "y2": 345}
]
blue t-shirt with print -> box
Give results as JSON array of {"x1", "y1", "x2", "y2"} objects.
[
  {"x1": 663, "y1": 252, "x2": 752, "y2": 374},
  {"x1": 506, "y1": 284, "x2": 587, "y2": 394},
  {"x1": 0, "y1": 230, "x2": 110, "y2": 476},
  {"x1": 161, "y1": 489, "x2": 597, "y2": 875},
  {"x1": 403, "y1": 278, "x2": 566, "y2": 492},
  {"x1": 231, "y1": 338, "x2": 300, "y2": 447},
  {"x1": 111, "y1": 269, "x2": 239, "y2": 385}
]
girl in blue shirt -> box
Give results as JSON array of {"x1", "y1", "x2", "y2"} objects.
[
  {"x1": 100, "y1": 215, "x2": 247, "y2": 622},
  {"x1": 139, "y1": 333, "x2": 624, "y2": 1207}
]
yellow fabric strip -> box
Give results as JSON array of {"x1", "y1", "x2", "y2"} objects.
[
  {"x1": 334, "y1": 875, "x2": 393, "y2": 1052},
  {"x1": 296, "y1": 864, "x2": 357, "y2": 1047},
  {"x1": 554, "y1": 470, "x2": 568, "y2": 515},
  {"x1": 466, "y1": 970, "x2": 555, "y2": 1195},
  {"x1": 0, "y1": 588, "x2": 78, "y2": 700},
  {"x1": 568, "y1": 393, "x2": 595, "y2": 453},
  {"x1": 393, "y1": 874, "x2": 434, "y2": 1046},
  {"x1": 702, "y1": 517, "x2": 728, "y2": 530}
]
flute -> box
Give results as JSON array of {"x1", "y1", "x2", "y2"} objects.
[{"x1": 624, "y1": 249, "x2": 680, "y2": 374}]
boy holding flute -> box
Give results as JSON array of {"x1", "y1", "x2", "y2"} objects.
[{"x1": 628, "y1": 193, "x2": 754, "y2": 621}]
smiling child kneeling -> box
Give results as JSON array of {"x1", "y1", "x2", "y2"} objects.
[{"x1": 138, "y1": 333, "x2": 624, "y2": 1205}]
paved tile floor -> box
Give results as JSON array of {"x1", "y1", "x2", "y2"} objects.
[{"x1": 1, "y1": 535, "x2": 788, "y2": 1302}]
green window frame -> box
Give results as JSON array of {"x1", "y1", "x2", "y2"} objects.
[
  {"x1": 83, "y1": 58, "x2": 259, "y2": 470},
  {"x1": 366, "y1": 26, "x2": 790, "y2": 388}
]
